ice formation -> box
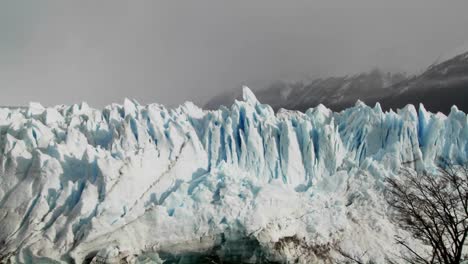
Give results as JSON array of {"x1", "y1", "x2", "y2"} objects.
[{"x1": 0, "y1": 87, "x2": 467, "y2": 263}]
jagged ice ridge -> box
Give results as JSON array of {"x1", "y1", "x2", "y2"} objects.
[{"x1": 0, "y1": 87, "x2": 467, "y2": 263}]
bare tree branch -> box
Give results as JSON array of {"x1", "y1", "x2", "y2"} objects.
[{"x1": 385, "y1": 161, "x2": 468, "y2": 264}]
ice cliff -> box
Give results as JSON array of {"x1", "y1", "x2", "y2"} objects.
[{"x1": 0, "y1": 87, "x2": 467, "y2": 263}]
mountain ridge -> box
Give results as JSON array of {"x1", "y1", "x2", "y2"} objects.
[{"x1": 205, "y1": 51, "x2": 468, "y2": 114}]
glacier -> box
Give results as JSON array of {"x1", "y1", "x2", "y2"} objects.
[{"x1": 0, "y1": 87, "x2": 467, "y2": 263}]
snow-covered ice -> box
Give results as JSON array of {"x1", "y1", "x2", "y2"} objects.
[{"x1": 0, "y1": 87, "x2": 467, "y2": 263}]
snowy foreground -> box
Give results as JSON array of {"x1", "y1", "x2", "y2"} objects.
[{"x1": 0, "y1": 87, "x2": 467, "y2": 263}]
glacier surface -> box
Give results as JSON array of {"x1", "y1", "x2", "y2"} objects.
[{"x1": 0, "y1": 87, "x2": 467, "y2": 263}]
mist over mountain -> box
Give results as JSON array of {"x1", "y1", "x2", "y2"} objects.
[{"x1": 205, "y1": 51, "x2": 468, "y2": 114}]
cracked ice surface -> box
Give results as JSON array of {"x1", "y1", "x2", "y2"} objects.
[{"x1": 0, "y1": 87, "x2": 467, "y2": 263}]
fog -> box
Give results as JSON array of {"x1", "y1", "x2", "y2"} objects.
[{"x1": 1, "y1": 0, "x2": 468, "y2": 107}]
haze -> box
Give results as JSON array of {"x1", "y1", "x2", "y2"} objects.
[{"x1": 1, "y1": 0, "x2": 468, "y2": 107}]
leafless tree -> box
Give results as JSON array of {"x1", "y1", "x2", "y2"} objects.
[
  {"x1": 335, "y1": 246, "x2": 372, "y2": 264},
  {"x1": 385, "y1": 162, "x2": 468, "y2": 264}
]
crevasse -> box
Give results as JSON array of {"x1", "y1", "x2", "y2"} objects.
[{"x1": 0, "y1": 87, "x2": 467, "y2": 263}]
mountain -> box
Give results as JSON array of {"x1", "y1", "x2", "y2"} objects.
[
  {"x1": 205, "y1": 69, "x2": 406, "y2": 112},
  {"x1": 205, "y1": 52, "x2": 468, "y2": 114},
  {"x1": 1, "y1": 88, "x2": 467, "y2": 263},
  {"x1": 376, "y1": 51, "x2": 468, "y2": 113}
]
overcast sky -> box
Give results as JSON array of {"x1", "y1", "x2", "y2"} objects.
[{"x1": 1, "y1": 1, "x2": 468, "y2": 107}]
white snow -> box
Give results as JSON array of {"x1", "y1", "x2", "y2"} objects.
[{"x1": 0, "y1": 87, "x2": 467, "y2": 263}]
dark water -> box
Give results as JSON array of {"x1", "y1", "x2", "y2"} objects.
[{"x1": 158, "y1": 236, "x2": 280, "y2": 264}]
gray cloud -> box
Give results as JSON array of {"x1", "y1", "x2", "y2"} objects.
[{"x1": 1, "y1": 0, "x2": 468, "y2": 107}]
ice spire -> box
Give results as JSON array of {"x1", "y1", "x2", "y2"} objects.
[{"x1": 242, "y1": 85, "x2": 259, "y2": 105}]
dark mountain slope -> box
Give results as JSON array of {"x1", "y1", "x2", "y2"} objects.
[{"x1": 205, "y1": 52, "x2": 468, "y2": 114}]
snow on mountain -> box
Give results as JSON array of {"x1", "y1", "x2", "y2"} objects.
[
  {"x1": 205, "y1": 69, "x2": 408, "y2": 112},
  {"x1": 206, "y1": 50, "x2": 468, "y2": 114},
  {"x1": 0, "y1": 87, "x2": 467, "y2": 263}
]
